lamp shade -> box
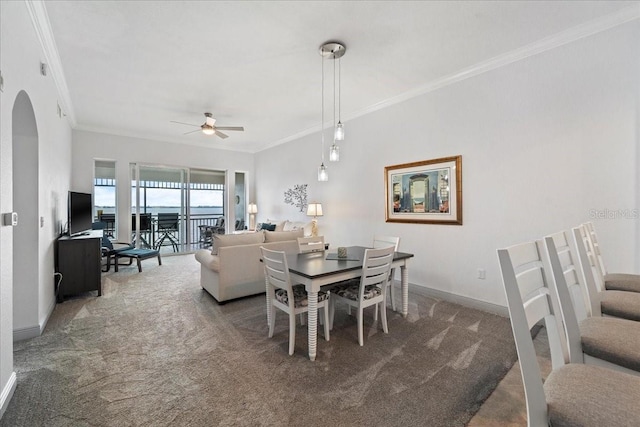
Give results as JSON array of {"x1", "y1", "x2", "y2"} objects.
[
  {"x1": 306, "y1": 203, "x2": 323, "y2": 217},
  {"x1": 248, "y1": 203, "x2": 258, "y2": 214}
]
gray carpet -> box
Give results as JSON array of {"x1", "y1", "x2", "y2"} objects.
[{"x1": 1, "y1": 255, "x2": 517, "y2": 427}]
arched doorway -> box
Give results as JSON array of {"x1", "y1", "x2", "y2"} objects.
[{"x1": 12, "y1": 90, "x2": 40, "y2": 340}]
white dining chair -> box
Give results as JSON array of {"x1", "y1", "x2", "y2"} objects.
[
  {"x1": 329, "y1": 246, "x2": 394, "y2": 346},
  {"x1": 497, "y1": 240, "x2": 640, "y2": 427},
  {"x1": 543, "y1": 232, "x2": 640, "y2": 375},
  {"x1": 570, "y1": 225, "x2": 640, "y2": 321},
  {"x1": 297, "y1": 236, "x2": 325, "y2": 253},
  {"x1": 261, "y1": 247, "x2": 330, "y2": 355},
  {"x1": 373, "y1": 235, "x2": 400, "y2": 311},
  {"x1": 583, "y1": 221, "x2": 640, "y2": 293}
]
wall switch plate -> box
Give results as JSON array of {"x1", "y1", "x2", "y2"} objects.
[
  {"x1": 477, "y1": 268, "x2": 486, "y2": 280},
  {"x1": 2, "y1": 212, "x2": 18, "y2": 226}
]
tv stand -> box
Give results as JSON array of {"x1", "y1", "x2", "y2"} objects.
[{"x1": 55, "y1": 230, "x2": 102, "y2": 302}]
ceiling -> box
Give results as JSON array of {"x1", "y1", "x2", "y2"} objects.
[{"x1": 42, "y1": 1, "x2": 636, "y2": 153}]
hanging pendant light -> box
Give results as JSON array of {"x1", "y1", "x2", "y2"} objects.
[
  {"x1": 329, "y1": 50, "x2": 340, "y2": 162},
  {"x1": 335, "y1": 57, "x2": 345, "y2": 141},
  {"x1": 318, "y1": 47, "x2": 328, "y2": 181},
  {"x1": 319, "y1": 42, "x2": 346, "y2": 170}
]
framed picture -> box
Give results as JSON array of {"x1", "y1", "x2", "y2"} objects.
[{"x1": 385, "y1": 155, "x2": 462, "y2": 225}]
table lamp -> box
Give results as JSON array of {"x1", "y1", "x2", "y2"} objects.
[
  {"x1": 248, "y1": 203, "x2": 258, "y2": 231},
  {"x1": 306, "y1": 202, "x2": 323, "y2": 237}
]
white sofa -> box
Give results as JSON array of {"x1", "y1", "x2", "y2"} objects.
[{"x1": 194, "y1": 229, "x2": 303, "y2": 303}]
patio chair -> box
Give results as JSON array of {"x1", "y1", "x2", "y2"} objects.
[{"x1": 154, "y1": 212, "x2": 179, "y2": 252}]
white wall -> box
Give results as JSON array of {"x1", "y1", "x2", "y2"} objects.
[
  {"x1": 256, "y1": 21, "x2": 640, "y2": 307},
  {"x1": 1, "y1": 0, "x2": 73, "y2": 417},
  {"x1": 71, "y1": 130, "x2": 255, "y2": 241}
]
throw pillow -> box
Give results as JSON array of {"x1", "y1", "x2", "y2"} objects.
[
  {"x1": 266, "y1": 219, "x2": 287, "y2": 231},
  {"x1": 283, "y1": 220, "x2": 306, "y2": 232},
  {"x1": 211, "y1": 231, "x2": 265, "y2": 255},
  {"x1": 264, "y1": 229, "x2": 304, "y2": 243},
  {"x1": 260, "y1": 223, "x2": 276, "y2": 231}
]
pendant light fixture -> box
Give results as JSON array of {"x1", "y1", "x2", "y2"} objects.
[
  {"x1": 319, "y1": 42, "x2": 346, "y2": 174},
  {"x1": 318, "y1": 46, "x2": 329, "y2": 181},
  {"x1": 329, "y1": 54, "x2": 340, "y2": 162},
  {"x1": 335, "y1": 55, "x2": 344, "y2": 141}
]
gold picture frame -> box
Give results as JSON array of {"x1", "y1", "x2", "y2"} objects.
[{"x1": 385, "y1": 155, "x2": 462, "y2": 225}]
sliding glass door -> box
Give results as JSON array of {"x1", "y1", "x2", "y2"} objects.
[{"x1": 131, "y1": 164, "x2": 225, "y2": 253}]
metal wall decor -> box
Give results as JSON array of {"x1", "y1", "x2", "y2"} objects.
[{"x1": 284, "y1": 184, "x2": 308, "y2": 212}]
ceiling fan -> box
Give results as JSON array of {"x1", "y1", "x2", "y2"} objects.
[{"x1": 170, "y1": 112, "x2": 244, "y2": 139}]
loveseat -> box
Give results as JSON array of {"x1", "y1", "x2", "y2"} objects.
[{"x1": 194, "y1": 229, "x2": 304, "y2": 303}]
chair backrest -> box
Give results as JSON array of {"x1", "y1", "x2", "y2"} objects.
[
  {"x1": 92, "y1": 221, "x2": 106, "y2": 230},
  {"x1": 216, "y1": 217, "x2": 225, "y2": 227},
  {"x1": 131, "y1": 213, "x2": 152, "y2": 231},
  {"x1": 357, "y1": 246, "x2": 395, "y2": 298},
  {"x1": 157, "y1": 213, "x2": 179, "y2": 230},
  {"x1": 297, "y1": 236, "x2": 325, "y2": 253},
  {"x1": 235, "y1": 218, "x2": 245, "y2": 230},
  {"x1": 544, "y1": 230, "x2": 596, "y2": 320},
  {"x1": 372, "y1": 235, "x2": 400, "y2": 251},
  {"x1": 583, "y1": 222, "x2": 608, "y2": 279},
  {"x1": 497, "y1": 240, "x2": 570, "y2": 426},
  {"x1": 261, "y1": 247, "x2": 294, "y2": 296},
  {"x1": 573, "y1": 224, "x2": 605, "y2": 292}
]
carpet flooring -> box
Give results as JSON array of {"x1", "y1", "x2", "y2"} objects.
[{"x1": 1, "y1": 254, "x2": 517, "y2": 427}]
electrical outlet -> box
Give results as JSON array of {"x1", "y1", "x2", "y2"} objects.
[{"x1": 477, "y1": 268, "x2": 486, "y2": 280}]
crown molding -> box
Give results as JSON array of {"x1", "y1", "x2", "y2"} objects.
[
  {"x1": 25, "y1": 0, "x2": 77, "y2": 126},
  {"x1": 344, "y1": 3, "x2": 640, "y2": 125},
  {"x1": 261, "y1": 3, "x2": 640, "y2": 153}
]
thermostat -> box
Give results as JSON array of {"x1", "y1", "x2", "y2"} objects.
[{"x1": 2, "y1": 212, "x2": 18, "y2": 226}]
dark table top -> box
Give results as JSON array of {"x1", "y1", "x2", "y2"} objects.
[{"x1": 286, "y1": 246, "x2": 414, "y2": 280}]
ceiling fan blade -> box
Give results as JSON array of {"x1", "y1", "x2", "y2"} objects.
[
  {"x1": 215, "y1": 126, "x2": 244, "y2": 131},
  {"x1": 170, "y1": 120, "x2": 199, "y2": 127},
  {"x1": 183, "y1": 129, "x2": 202, "y2": 135},
  {"x1": 214, "y1": 130, "x2": 229, "y2": 139}
]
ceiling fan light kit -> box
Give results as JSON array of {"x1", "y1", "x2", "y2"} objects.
[
  {"x1": 318, "y1": 41, "x2": 346, "y2": 180},
  {"x1": 170, "y1": 112, "x2": 244, "y2": 140}
]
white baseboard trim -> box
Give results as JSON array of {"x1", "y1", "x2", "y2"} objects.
[
  {"x1": 0, "y1": 372, "x2": 17, "y2": 420},
  {"x1": 405, "y1": 283, "x2": 509, "y2": 317},
  {"x1": 13, "y1": 295, "x2": 57, "y2": 342},
  {"x1": 13, "y1": 324, "x2": 40, "y2": 342}
]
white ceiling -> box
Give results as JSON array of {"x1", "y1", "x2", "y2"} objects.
[{"x1": 42, "y1": 1, "x2": 637, "y2": 153}]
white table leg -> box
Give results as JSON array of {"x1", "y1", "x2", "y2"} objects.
[
  {"x1": 401, "y1": 265, "x2": 408, "y2": 318},
  {"x1": 307, "y1": 290, "x2": 318, "y2": 361},
  {"x1": 265, "y1": 276, "x2": 272, "y2": 328}
]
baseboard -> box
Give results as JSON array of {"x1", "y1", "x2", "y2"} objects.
[
  {"x1": 40, "y1": 295, "x2": 57, "y2": 335},
  {"x1": 0, "y1": 372, "x2": 17, "y2": 420},
  {"x1": 405, "y1": 283, "x2": 509, "y2": 317},
  {"x1": 13, "y1": 324, "x2": 40, "y2": 342}
]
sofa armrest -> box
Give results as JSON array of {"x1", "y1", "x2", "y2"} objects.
[{"x1": 195, "y1": 249, "x2": 220, "y2": 272}]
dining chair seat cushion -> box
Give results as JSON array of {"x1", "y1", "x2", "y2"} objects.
[
  {"x1": 274, "y1": 284, "x2": 329, "y2": 308},
  {"x1": 579, "y1": 316, "x2": 640, "y2": 372},
  {"x1": 333, "y1": 283, "x2": 382, "y2": 301},
  {"x1": 604, "y1": 273, "x2": 640, "y2": 293},
  {"x1": 599, "y1": 290, "x2": 640, "y2": 321},
  {"x1": 544, "y1": 363, "x2": 640, "y2": 427}
]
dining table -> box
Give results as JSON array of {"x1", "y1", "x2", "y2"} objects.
[{"x1": 266, "y1": 245, "x2": 414, "y2": 361}]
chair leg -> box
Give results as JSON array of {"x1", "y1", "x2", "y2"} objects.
[
  {"x1": 373, "y1": 304, "x2": 378, "y2": 322},
  {"x1": 157, "y1": 254, "x2": 162, "y2": 266},
  {"x1": 329, "y1": 297, "x2": 335, "y2": 331},
  {"x1": 323, "y1": 303, "x2": 330, "y2": 341},
  {"x1": 115, "y1": 256, "x2": 119, "y2": 272},
  {"x1": 288, "y1": 312, "x2": 296, "y2": 356},
  {"x1": 137, "y1": 258, "x2": 142, "y2": 272},
  {"x1": 357, "y1": 307, "x2": 364, "y2": 346},
  {"x1": 268, "y1": 305, "x2": 276, "y2": 338},
  {"x1": 380, "y1": 302, "x2": 389, "y2": 334},
  {"x1": 389, "y1": 279, "x2": 396, "y2": 312}
]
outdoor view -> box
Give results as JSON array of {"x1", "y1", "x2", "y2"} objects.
[{"x1": 94, "y1": 163, "x2": 231, "y2": 251}]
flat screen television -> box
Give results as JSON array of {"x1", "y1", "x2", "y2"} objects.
[{"x1": 68, "y1": 191, "x2": 93, "y2": 236}]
